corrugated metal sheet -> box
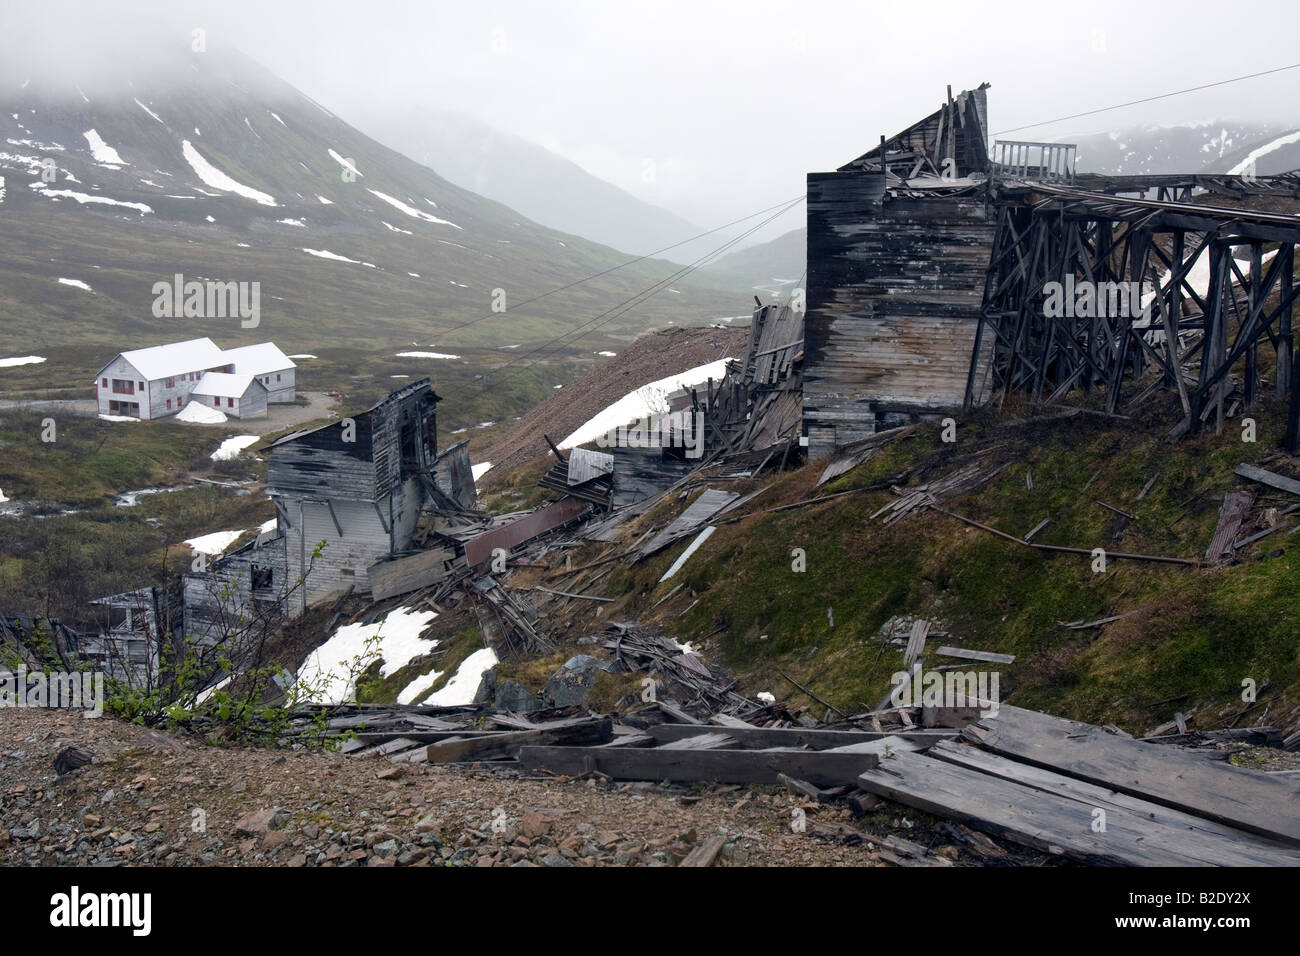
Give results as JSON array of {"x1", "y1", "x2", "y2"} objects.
[{"x1": 566, "y1": 448, "x2": 615, "y2": 485}]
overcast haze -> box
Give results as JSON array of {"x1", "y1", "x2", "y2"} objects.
[{"x1": 4, "y1": 0, "x2": 1298, "y2": 232}]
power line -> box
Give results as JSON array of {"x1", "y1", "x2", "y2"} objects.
[
  {"x1": 436, "y1": 195, "x2": 806, "y2": 340},
  {"x1": 493, "y1": 197, "x2": 804, "y2": 375},
  {"x1": 487, "y1": 197, "x2": 805, "y2": 377},
  {"x1": 991, "y1": 62, "x2": 1300, "y2": 137}
]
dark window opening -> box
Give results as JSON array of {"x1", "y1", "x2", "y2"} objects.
[{"x1": 251, "y1": 564, "x2": 273, "y2": 590}]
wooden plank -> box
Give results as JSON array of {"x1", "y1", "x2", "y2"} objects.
[
  {"x1": 1236, "y1": 462, "x2": 1300, "y2": 496},
  {"x1": 680, "y1": 835, "x2": 726, "y2": 867},
  {"x1": 822, "y1": 735, "x2": 922, "y2": 755},
  {"x1": 657, "y1": 732, "x2": 736, "y2": 750},
  {"x1": 637, "y1": 489, "x2": 738, "y2": 559},
  {"x1": 519, "y1": 745, "x2": 879, "y2": 786},
  {"x1": 929, "y1": 740, "x2": 1300, "y2": 866},
  {"x1": 1206, "y1": 490, "x2": 1255, "y2": 562},
  {"x1": 903, "y1": 619, "x2": 930, "y2": 667},
  {"x1": 645, "y1": 724, "x2": 954, "y2": 750},
  {"x1": 933, "y1": 646, "x2": 1015, "y2": 664},
  {"x1": 425, "y1": 718, "x2": 613, "y2": 763},
  {"x1": 352, "y1": 737, "x2": 421, "y2": 759},
  {"x1": 963, "y1": 705, "x2": 1300, "y2": 845},
  {"x1": 857, "y1": 750, "x2": 1244, "y2": 866}
]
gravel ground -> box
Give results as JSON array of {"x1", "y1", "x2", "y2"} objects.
[{"x1": 0, "y1": 710, "x2": 920, "y2": 868}]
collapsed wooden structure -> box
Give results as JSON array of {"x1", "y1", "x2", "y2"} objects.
[
  {"x1": 801, "y1": 82, "x2": 1300, "y2": 456},
  {"x1": 295, "y1": 691, "x2": 1300, "y2": 867}
]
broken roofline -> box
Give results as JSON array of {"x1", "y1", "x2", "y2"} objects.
[
  {"x1": 838, "y1": 82, "x2": 992, "y2": 173},
  {"x1": 267, "y1": 377, "x2": 440, "y2": 448},
  {"x1": 594, "y1": 410, "x2": 705, "y2": 459}
]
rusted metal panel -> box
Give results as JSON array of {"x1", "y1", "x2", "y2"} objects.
[{"x1": 465, "y1": 498, "x2": 591, "y2": 566}]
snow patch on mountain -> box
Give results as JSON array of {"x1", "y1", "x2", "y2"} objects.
[
  {"x1": 28, "y1": 181, "x2": 152, "y2": 214},
  {"x1": 83, "y1": 129, "x2": 125, "y2": 166},
  {"x1": 1229, "y1": 130, "x2": 1300, "y2": 175},
  {"x1": 134, "y1": 99, "x2": 164, "y2": 125},
  {"x1": 181, "y1": 140, "x2": 276, "y2": 206},
  {"x1": 57, "y1": 277, "x2": 92, "y2": 292},
  {"x1": 327, "y1": 148, "x2": 362, "y2": 178},
  {"x1": 367, "y1": 188, "x2": 461, "y2": 229}
]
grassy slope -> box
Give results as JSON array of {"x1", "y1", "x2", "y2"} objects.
[
  {"x1": 582, "y1": 389, "x2": 1300, "y2": 736},
  {"x1": 0, "y1": 408, "x2": 274, "y2": 617}
]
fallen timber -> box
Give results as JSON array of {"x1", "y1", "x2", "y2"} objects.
[{"x1": 271, "y1": 686, "x2": 1299, "y2": 867}]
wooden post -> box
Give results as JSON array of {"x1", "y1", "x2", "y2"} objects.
[
  {"x1": 1287, "y1": 348, "x2": 1300, "y2": 454},
  {"x1": 1245, "y1": 243, "x2": 1261, "y2": 407},
  {"x1": 1279, "y1": 244, "x2": 1294, "y2": 398}
]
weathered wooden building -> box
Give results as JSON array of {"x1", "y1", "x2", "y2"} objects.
[
  {"x1": 803, "y1": 85, "x2": 995, "y2": 457},
  {"x1": 265, "y1": 379, "x2": 441, "y2": 610}
]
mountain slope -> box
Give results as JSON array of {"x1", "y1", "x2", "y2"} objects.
[
  {"x1": 349, "y1": 108, "x2": 711, "y2": 260},
  {"x1": 702, "y1": 226, "x2": 806, "y2": 297},
  {"x1": 1071, "y1": 121, "x2": 1286, "y2": 176},
  {"x1": 0, "y1": 34, "x2": 748, "y2": 355}
]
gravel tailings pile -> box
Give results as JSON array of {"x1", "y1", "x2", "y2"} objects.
[{"x1": 477, "y1": 325, "x2": 748, "y2": 484}]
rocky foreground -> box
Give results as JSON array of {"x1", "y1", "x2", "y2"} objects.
[{"x1": 0, "y1": 710, "x2": 917, "y2": 867}]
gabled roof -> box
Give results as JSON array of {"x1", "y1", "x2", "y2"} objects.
[
  {"x1": 221, "y1": 342, "x2": 296, "y2": 376},
  {"x1": 113, "y1": 338, "x2": 224, "y2": 380},
  {"x1": 191, "y1": 371, "x2": 268, "y2": 399}
]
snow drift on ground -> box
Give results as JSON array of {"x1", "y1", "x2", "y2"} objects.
[
  {"x1": 210, "y1": 435, "x2": 259, "y2": 461},
  {"x1": 176, "y1": 401, "x2": 228, "y2": 423},
  {"x1": 183, "y1": 529, "x2": 245, "y2": 555},
  {"x1": 297, "y1": 607, "x2": 438, "y2": 705},
  {"x1": 559, "y1": 358, "x2": 732, "y2": 449}
]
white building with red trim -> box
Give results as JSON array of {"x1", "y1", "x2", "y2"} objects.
[{"x1": 93, "y1": 338, "x2": 296, "y2": 420}]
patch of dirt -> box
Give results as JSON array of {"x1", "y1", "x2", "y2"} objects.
[{"x1": 476, "y1": 325, "x2": 747, "y2": 485}]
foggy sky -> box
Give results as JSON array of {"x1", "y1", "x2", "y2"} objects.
[{"x1": 4, "y1": 0, "x2": 1297, "y2": 232}]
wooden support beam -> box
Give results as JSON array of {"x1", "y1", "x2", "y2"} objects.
[
  {"x1": 425, "y1": 718, "x2": 613, "y2": 763},
  {"x1": 645, "y1": 724, "x2": 955, "y2": 750},
  {"x1": 518, "y1": 744, "x2": 879, "y2": 787}
]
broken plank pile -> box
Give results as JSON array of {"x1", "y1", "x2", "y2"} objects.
[
  {"x1": 303, "y1": 703, "x2": 612, "y2": 765},
  {"x1": 857, "y1": 704, "x2": 1300, "y2": 866},
  {"x1": 599, "y1": 622, "x2": 765, "y2": 722},
  {"x1": 872, "y1": 457, "x2": 1006, "y2": 525}
]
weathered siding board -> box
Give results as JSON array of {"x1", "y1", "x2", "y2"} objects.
[
  {"x1": 433, "y1": 441, "x2": 477, "y2": 509},
  {"x1": 368, "y1": 547, "x2": 455, "y2": 601},
  {"x1": 268, "y1": 420, "x2": 377, "y2": 499},
  {"x1": 182, "y1": 537, "x2": 289, "y2": 655},
  {"x1": 803, "y1": 172, "x2": 994, "y2": 455},
  {"x1": 234, "y1": 381, "x2": 268, "y2": 418}
]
